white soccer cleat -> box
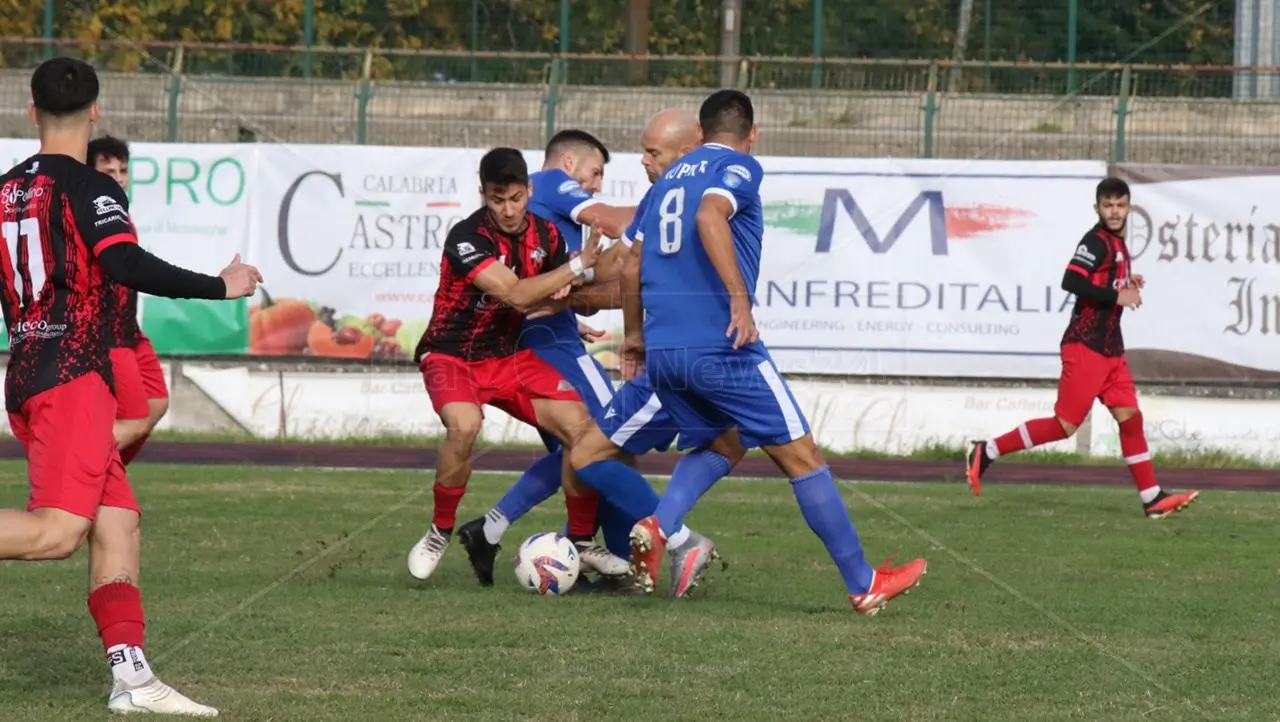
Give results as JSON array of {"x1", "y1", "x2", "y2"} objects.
[
  {"x1": 574, "y1": 541, "x2": 631, "y2": 577},
  {"x1": 107, "y1": 678, "x2": 218, "y2": 717},
  {"x1": 407, "y1": 525, "x2": 451, "y2": 580}
]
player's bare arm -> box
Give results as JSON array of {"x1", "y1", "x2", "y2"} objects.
[
  {"x1": 472, "y1": 232, "x2": 603, "y2": 312},
  {"x1": 697, "y1": 193, "x2": 759, "y2": 349},
  {"x1": 575, "y1": 204, "x2": 636, "y2": 241},
  {"x1": 583, "y1": 240, "x2": 630, "y2": 284},
  {"x1": 620, "y1": 238, "x2": 645, "y2": 380}
]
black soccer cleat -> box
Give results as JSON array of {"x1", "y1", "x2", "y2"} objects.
[
  {"x1": 965, "y1": 440, "x2": 994, "y2": 497},
  {"x1": 457, "y1": 517, "x2": 500, "y2": 587}
]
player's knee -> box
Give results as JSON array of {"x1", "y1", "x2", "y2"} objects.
[
  {"x1": 766, "y1": 434, "x2": 826, "y2": 478},
  {"x1": 710, "y1": 430, "x2": 747, "y2": 466},
  {"x1": 568, "y1": 424, "x2": 616, "y2": 470},
  {"x1": 440, "y1": 406, "x2": 484, "y2": 447},
  {"x1": 31, "y1": 515, "x2": 90, "y2": 560},
  {"x1": 1054, "y1": 416, "x2": 1079, "y2": 437}
]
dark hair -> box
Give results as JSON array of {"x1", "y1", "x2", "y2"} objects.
[
  {"x1": 88, "y1": 135, "x2": 129, "y2": 164},
  {"x1": 31, "y1": 57, "x2": 100, "y2": 118},
  {"x1": 479, "y1": 147, "x2": 529, "y2": 187},
  {"x1": 699, "y1": 89, "x2": 754, "y2": 140},
  {"x1": 1096, "y1": 177, "x2": 1130, "y2": 201},
  {"x1": 545, "y1": 129, "x2": 610, "y2": 164}
]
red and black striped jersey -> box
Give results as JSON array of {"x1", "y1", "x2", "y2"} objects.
[
  {"x1": 416, "y1": 207, "x2": 568, "y2": 362},
  {"x1": 1061, "y1": 223, "x2": 1131, "y2": 357},
  {"x1": 0, "y1": 154, "x2": 138, "y2": 411},
  {"x1": 108, "y1": 217, "x2": 144, "y2": 348}
]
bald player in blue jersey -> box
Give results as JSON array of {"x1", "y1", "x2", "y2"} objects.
[{"x1": 572, "y1": 91, "x2": 929, "y2": 614}]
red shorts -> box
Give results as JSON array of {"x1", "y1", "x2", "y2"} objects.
[
  {"x1": 8, "y1": 373, "x2": 137, "y2": 520},
  {"x1": 111, "y1": 337, "x2": 168, "y2": 421},
  {"x1": 1054, "y1": 342, "x2": 1139, "y2": 426},
  {"x1": 421, "y1": 349, "x2": 581, "y2": 426}
]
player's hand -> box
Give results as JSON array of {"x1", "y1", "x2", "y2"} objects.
[
  {"x1": 1117, "y1": 288, "x2": 1142, "y2": 309},
  {"x1": 220, "y1": 254, "x2": 263, "y2": 299},
  {"x1": 551, "y1": 284, "x2": 572, "y2": 301},
  {"x1": 1131, "y1": 274, "x2": 1145, "y2": 290},
  {"x1": 578, "y1": 226, "x2": 604, "y2": 269},
  {"x1": 726, "y1": 296, "x2": 759, "y2": 349},
  {"x1": 621, "y1": 331, "x2": 646, "y2": 381},
  {"x1": 525, "y1": 299, "x2": 566, "y2": 320},
  {"x1": 578, "y1": 321, "x2": 605, "y2": 343}
]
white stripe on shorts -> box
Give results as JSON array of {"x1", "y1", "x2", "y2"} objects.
[
  {"x1": 755, "y1": 360, "x2": 807, "y2": 442},
  {"x1": 609, "y1": 393, "x2": 663, "y2": 448},
  {"x1": 576, "y1": 354, "x2": 615, "y2": 408}
]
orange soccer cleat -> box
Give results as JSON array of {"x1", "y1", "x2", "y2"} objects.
[
  {"x1": 1143, "y1": 489, "x2": 1199, "y2": 519},
  {"x1": 850, "y1": 557, "x2": 928, "y2": 616},
  {"x1": 628, "y1": 515, "x2": 667, "y2": 594}
]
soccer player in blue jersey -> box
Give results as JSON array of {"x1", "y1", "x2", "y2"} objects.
[
  {"x1": 574, "y1": 91, "x2": 929, "y2": 614},
  {"x1": 455, "y1": 128, "x2": 681, "y2": 587}
]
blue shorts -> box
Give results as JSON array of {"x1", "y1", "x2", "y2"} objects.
[
  {"x1": 646, "y1": 344, "x2": 811, "y2": 451},
  {"x1": 529, "y1": 344, "x2": 616, "y2": 452},
  {"x1": 595, "y1": 370, "x2": 681, "y2": 455}
]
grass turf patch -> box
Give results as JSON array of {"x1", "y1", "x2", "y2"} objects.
[{"x1": 0, "y1": 464, "x2": 1273, "y2": 720}]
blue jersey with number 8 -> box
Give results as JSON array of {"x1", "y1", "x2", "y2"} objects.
[{"x1": 638, "y1": 143, "x2": 765, "y2": 351}]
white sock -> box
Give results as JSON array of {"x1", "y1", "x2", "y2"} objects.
[
  {"x1": 666, "y1": 525, "x2": 691, "y2": 550},
  {"x1": 1139, "y1": 486, "x2": 1162, "y2": 504},
  {"x1": 107, "y1": 644, "x2": 154, "y2": 688},
  {"x1": 483, "y1": 509, "x2": 509, "y2": 545},
  {"x1": 985, "y1": 440, "x2": 1000, "y2": 460}
]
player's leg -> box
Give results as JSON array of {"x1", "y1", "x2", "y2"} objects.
[
  {"x1": 109, "y1": 346, "x2": 151, "y2": 453},
  {"x1": 90, "y1": 462, "x2": 216, "y2": 715},
  {"x1": 653, "y1": 428, "x2": 746, "y2": 538},
  {"x1": 120, "y1": 338, "x2": 170, "y2": 465},
  {"x1": 966, "y1": 342, "x2": 1100, "y2": 495},
  {"x1": 463, "y1": 347, "x2": 615, "y2": 571},
  {"x1": 407, "y1": 354, "x2": 485, "y2": 580},
  {"x1": 1102, "y1": 358, "x2": 1199, "y2": 518},
  {"x1": 0, "y1": 376, "x2": 107, "y2": 560},
  {"x1": 716, "y1": 348, "x2": 926, "y2": 614}
]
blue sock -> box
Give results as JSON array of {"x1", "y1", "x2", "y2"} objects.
[
  {"x1": 495, "y1": 450, "x2": 563, "y2": 522},
  {"x1": 791, "y1": 466, "x2": 874, "y2": 595},
  {"x1": 575, "y1": 460, "x2": 659, "y2": 522},
  {"x1": 596, "y1": 501, "x2": 633, "y2": 560},
  {"x1": 655, "y1": 450, "x2": 733, "y2": 536}
]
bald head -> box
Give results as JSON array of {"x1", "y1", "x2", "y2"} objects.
[{"x1": 640, "y1": 108, "x2": 700, "y2": 183}]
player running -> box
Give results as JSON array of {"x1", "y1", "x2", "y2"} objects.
[
  {"x1": 570, "y1": 90, "x2": 928, "y2": 613},
  {"x1": 406, "y1": 147, "x2": 612, "y2": 581},
  {"x1": 965, "y1": 178, "x2": 1200, "y2": 518},
  {"x1": 0, "y1": 57, "x2": 262, "y2": 716},
  {"x1": 89, "y1": 135, "x2": 170, "y2": 465},
  {"x1": 459, "y1": 112, "x2": 739, "y2": 596}
]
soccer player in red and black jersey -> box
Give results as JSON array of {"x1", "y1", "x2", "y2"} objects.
[
  {"x1": 0, "y1": 58, "x2": 261, "y2": 716},
  {"x1": 966, "y1": 178, "x2": 1199, "y2": 519},
  {"x1": 406, "y1": 147, "x2": 606, "y2": 581},
  {"x1": 89, "y1": 135, "x2": 170, "y2": 465}
]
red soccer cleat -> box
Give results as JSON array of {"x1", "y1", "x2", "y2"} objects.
[
  {"x1": 628, "y1": 515, "x2": 667, "y2": 594},
  {"x1": 1143, "y1": 489, "x2": 1199, "y2": 519},
  {"x1": 850, "y1": 557, "x2": 927, "y2": 616},
  {"x1": 965, "y1": 441, "x2": 993, "y2": 497}
]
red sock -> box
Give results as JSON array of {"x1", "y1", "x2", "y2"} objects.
[
  {"x1": 993, "y1": 417, "x2": 1068, "y2": 456},
  {"x1": 1118, "y1": 412, "x2": 1160, "y2": 497},
  {"x1": 432, "y1": 483, "x2": 466, "y2": 532},
  {"x1": 87, "y1": 582, "x2": 146, "y2": 652},
  {"x1": 564, "y1": 491, "x2": 600, "y2": 539},
  {"x1": 120, "y1": 436, "x2": 148, "y2": 466}
]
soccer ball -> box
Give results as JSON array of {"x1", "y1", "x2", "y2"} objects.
[{"x1": 513, "y1": 532, "x2": 580, "y2": 595}]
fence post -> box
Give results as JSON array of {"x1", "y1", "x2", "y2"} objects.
[
  {"x1": 1113, "y1": 64, "x2": 1132, "y2": 163},
  {"x1": 559, "y1": 0, "x2": 570, "y2": 82},
  {"x1": 922, "y1": 62, "x2": 938, "y2": 158},
  {"x1": 811, "y1": 0, "x2": 823, "y2": 89},
  {"x1": 355, "y1": 50, "x2": 373, "y2": 145},
  {"x1": 166, "y1": 46, "x2": 185, "y2": 142},
  {"x1": 303, "y1": 0, "x2": 315, "y2": 79},
  {"x1": 544, "y1": 58, "x2": 563, "y2": 143},
  {"x1": 42, "y1": 0, "x2": 54, "y2": 61},
  {"x1": 1066, "y1": 0, "x2": 1078, "y2": 94}
]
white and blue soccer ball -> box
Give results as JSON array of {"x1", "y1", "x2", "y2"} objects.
[{"x1": 513, "y1": 532, "x2": 580, "y2": 595}]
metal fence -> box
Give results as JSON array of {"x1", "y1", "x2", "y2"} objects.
[{"x1": 3, "y1": 40, "x2": 1280, "y2": 165}]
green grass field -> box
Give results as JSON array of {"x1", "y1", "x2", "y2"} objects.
[{"x1": 0, "y1": 462, "x2": 1274, "y2": 721}]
